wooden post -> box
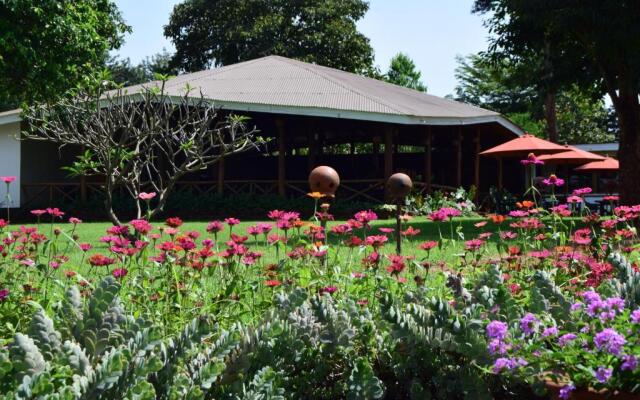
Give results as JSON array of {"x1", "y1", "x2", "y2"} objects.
[
  {"x1": 80, "y1": 175, "x2": 87, "y2": 204},
  {"x1": 384, "y1": 127, "x2": 394, "y2": 179},
  {"x1": 455, "y1": 128, "x2": 463, "y2": 187},
  {"x1": 498, "y1": 158, "x2": 503, "y2": 190},
  {"x1": 307, "y1": 125, "x2": 317, "y2": 172},
  {"x1": 276, "y1": 118, "x2": 286, "y2": 196},
  {"x1": 373, "y1": 135, "x2": 381, "y2": 174},
  {"x1": 217, "y1": 156, "x2": 225, "y2": 195},
  {"x1": 423, "y1": 127, "x2": 432, "y2": 194},
  {"x1": 474, "y1": 130, "x2": 481, "y2": 197}
]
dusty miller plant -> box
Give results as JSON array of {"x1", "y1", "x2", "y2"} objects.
[{"x1": 23, "y1": 75, "x2": 260, "y2": 225}]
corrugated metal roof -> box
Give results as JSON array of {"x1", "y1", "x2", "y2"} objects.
[{"x1": 122, "y1": 56, "x2": 519, "y2": 132}]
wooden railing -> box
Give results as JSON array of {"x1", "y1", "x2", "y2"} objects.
[{"x1": 20, "y1": 180, "x2": 458, "y2": 208}]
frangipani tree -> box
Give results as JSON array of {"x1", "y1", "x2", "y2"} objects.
[{"x1": 24, "y1": 77, "x2": 260, "y2": 225}]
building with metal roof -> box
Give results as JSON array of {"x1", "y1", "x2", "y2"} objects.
[{"x1": 1, "y1": 56, "x2": 524, "y2": 211}]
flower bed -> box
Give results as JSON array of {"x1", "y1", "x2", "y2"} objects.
[{"x1": 0, "y1": 189, "x2": 639, "y2": 398}]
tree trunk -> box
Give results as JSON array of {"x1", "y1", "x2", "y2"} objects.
[
  {"x1": 614, "y1": 87, "x2": 640, "y2": 206},
  {"x1": 544, "y1": 90, "x2": 559, "y2": 142}
]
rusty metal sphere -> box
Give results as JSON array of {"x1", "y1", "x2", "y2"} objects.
[
  {"x1": 308, "y1": 166, "x2": 340, "y2": 195},
  {"x1": 387, "y1": 173, "x2": 413, "y2": 199}
]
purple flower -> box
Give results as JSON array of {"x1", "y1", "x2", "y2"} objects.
[
  {"x1": 605, "y1": 297, "x2": 625, "y2": 312},
  {"x1": 542, "y1": 326, "x2": 559, "y2": 338},
  {"x1": 488, "y1": 339, "x2": 510, "y2": 355},
  {"x1": 595, "y1": 367, "x2": 612, "y2": 383},
  {"x1": 558, "y1": 383, "x2": 575, "y2": 400},
  {"x1": 621, "y1": 355, "x2": 638, "y2": 371},
  {"x1": 558, "y1": 333, "x2": 577, "y2": 347},
  {"x1": 486, "y1": 321, "x2": 508, "y2": 340},
  {"x1": 594, "y1": 328, "x2": 626, "y2": 356},
  {"x1": 492, "y1": 357, "x2": 527, "y2": 374},
  {"x1": 519, "y1": 313, "x2": 539, "y2": 335},
  {"x1": 570, "y1": 302, "x2": 583, "y2": 311},
  {"x1": 631, "y1": 309, "x2": 640, "y2": 323},
  {"x1": 582, "y1": 290, "x2": 601, "y2": 304}
]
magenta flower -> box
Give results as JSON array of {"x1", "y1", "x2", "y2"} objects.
[
  {"x1": 206, "y1": 220, "x2": 224, "y2": 233},
  {"x1": 138, "y1": 192, "x2": 157, "y2": 201},
  {"x1": 68, "y1": 217, "x2": 82, "y2": 225},
  {"x1": 130, "y1": 219, "x2": 153, "y2": 234},
  {"x1": 0, "y1": 176, "x2": 16, "y2": 184},
  {"x1": 573, "y1": 187, "x2": 593, "y2": 196},
  {"x1": 520, "y1": 153, "x2": 544, "y2": 165},
  {"x1": 354, "y1": 210, "x2": 378, "y2": 224},
  {"x1": 0, "y1": 288, "x2": 9, "y2": 302},
  {"x1": 567, "y1": 195, "x2": 583, "y2": 203},
  {"x1": 572, "y1": 228, "x2": 592, "y2": 245},
  {"x1": 542, "y1": 174, "x2": 564, "y2": 187},
  {"x1": 225, "y1": 217, "x2": 240, "y2": 226},
  {"x1": 112, "y1": 268, "x2": 128, "y2": 278},
  {"x1": 465, "y1": 238, "x2": 485, "y2": 252}
]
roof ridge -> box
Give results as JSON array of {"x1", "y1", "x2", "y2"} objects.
[{"x1": 273, "y1": 56, "x2": 406, "y2": 115}]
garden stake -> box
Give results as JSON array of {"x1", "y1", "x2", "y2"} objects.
[{"x1": 386, "y1": 173, "x2": 413, "y2": 255}]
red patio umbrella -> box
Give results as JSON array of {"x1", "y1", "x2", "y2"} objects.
[
  {"x1": 479, "y1": 134, "x2": 568, "y2": 158},
  {"x1": 574, "y1": 157, "x2": 619, "y2": 172},
  {"x1": 479, "y1": 134, "x2": 567, "y2": 189},
  {"x1": 538, "y1": 145, "x2": 605, "y2": 164}
]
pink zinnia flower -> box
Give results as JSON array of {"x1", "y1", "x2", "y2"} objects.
[
  {"x1": 68, "y1": 217, "x2": 82, "y2": 225},
  {"x1": 206, "y1": 220, "x2": 224, "y2": 233},
  {"x1": 112, "y1": 268, "x2": 128, "y2": 278},
  {"x1": 520, "y1": 153, "x2": 544, "y2": 165},
  {"x1": 138, "y1": 192, "x2": 157, "y2": 201},
  {"x1": 31, "y1": 209, "x2": 47, "y2": 216},
  {"x1": 419, "y1": 240, "x2": 438, "y2": 251},
  {"x1": 465, "y1": 239, "x2": 485, "y2": 252},
  {"x1": 225, "y1": 217, "x2": 240, "y2": 226},
  {"x1": 0, "y1": 176, "x2": 16, "y2": 184},
  {"x1": 542, "y1": 174, "x2": 564, "y2": 187}
]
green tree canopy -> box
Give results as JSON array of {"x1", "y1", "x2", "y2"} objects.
[
  {"x1": 107, "y1": 50, "x2": 179, "y2": 86},
  {"x1": 385, "y1": 53, "x2": 427, "y2": 92},
  {"x1": 164, "y1": 0, "x2": 375, "y2": 75},
  {"x1": 0, "y1": 0, "x2": 129, "y2": 110},
  {"x1": 473, "y1": 0, "x2": 640, "y2": 204}
]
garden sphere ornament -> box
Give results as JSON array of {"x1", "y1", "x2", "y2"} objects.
[
  {"x1": 308, "y1": 166, "x2": 340, "y2": 196},
  {"x1": 386, "y1": 173, "x2": 413, "y2": 254}
]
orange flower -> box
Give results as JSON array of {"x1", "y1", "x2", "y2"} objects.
[
  {"x1": 307, "y1": 192, "x2": 324, "y2": 199},
  {"x1": 516, "y1": 200, "x2": 534, "y2": 209},
  {"x1": 489, "y1": 214, "x2": 506, "y2": 224}
]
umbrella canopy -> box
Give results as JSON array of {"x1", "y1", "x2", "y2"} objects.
[
  {"x1": 538, "y1": 145, "x2": 605, "y2": 164},
  {"x1": 574, "y1": 157, "x2": 619, "y2": 172},
  {"x1": 479, "y1": 134, "x2": 568, "y2": 158}
]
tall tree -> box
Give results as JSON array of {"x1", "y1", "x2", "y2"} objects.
[
  {"x1": 107, "y1": 50, "x2": 180, "y2": 86},
  {"x1": 164, "y1": 0, "x2": 375, "y2": 75},
  {"x1": 473, "y1": 0, "x2": 640, "y2": 205},
  {"x1": 453, "y1": 53, "x2": 614, "y2": 144},
  {"x1": 385, "y1": 53, "x2": 427, "y2": 92},
  {"x1": 0, "y1": 0, "x2": 129, "y2": 110}
]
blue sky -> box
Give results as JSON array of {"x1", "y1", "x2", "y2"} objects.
[{"x1": 112, "y1": 0, "x2": 490, "y2": 97}]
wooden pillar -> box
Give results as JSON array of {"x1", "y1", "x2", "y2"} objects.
[
  {"x1": 80, "y1": 175, "x2": 87, "y2": 204},
  {"x1": 497, "y1": 158, "x2": 503, "y2": 190},
  {"x1": 276, "y1": 118, "x2": 286, "y2": 196},
  {"x1": 373, "y1": 135, "x2": 381, "y2": 174},
  {"x1": 423, "y1": 127, "x2": 432, "y2": 193},
  {"x1": 474, "y1": 130, "x2": 481, "y2": 196},
  {"x1": 384, "y1": 127, "x2": 394, "y2": 179},
  {"x1": 307, "y1": 126, "x2": 317, "y2": 172},
  {"x1": 217, "y1": 156, "x2": 225, "y2": 194},
  {"x1": 80, "y1": 145, "x2": 87, "y2": 204},
  {"x1": 455, "y1": 128, "x2": 463, "y2": 187}
]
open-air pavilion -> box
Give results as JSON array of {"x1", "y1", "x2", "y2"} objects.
[{"x1": 1, "y1": 55, "x2": 525, "y2": 209}]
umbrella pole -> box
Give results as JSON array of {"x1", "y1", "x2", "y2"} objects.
[{"x1": 498, "y1": 157, "x2": 503, "y2": 190}]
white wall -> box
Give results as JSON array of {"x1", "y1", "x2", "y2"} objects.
[{"x1": 0, "y1": 121, "x2": 21, "y2": 208}]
